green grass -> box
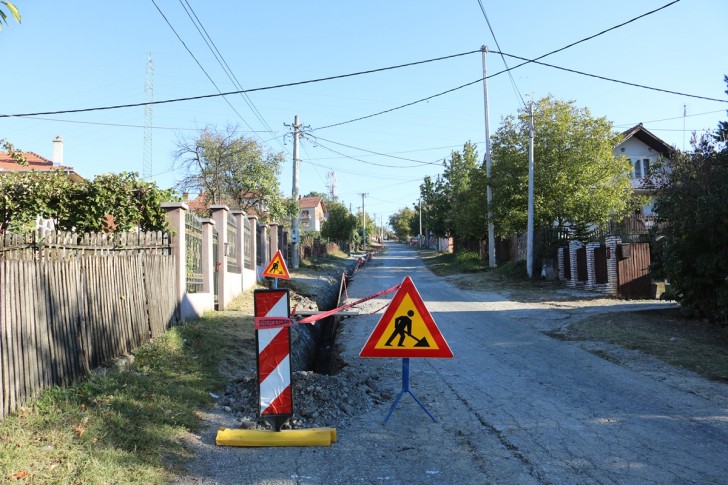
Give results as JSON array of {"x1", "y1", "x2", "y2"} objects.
[
  {"x1": 420, "y1": 249, "x2": 487, "y2": 275},
  {"x1": 0, "y1": 311, "x2": 252, "y2": 484},
  {"x1": 551, "y1": 308, "x2": 728, "y2": 382}
]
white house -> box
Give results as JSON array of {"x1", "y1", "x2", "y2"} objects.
[{"x1": 615, "y1": 123, "x2": 675, "y2": 216}]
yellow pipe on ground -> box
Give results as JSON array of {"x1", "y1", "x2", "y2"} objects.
[{"x1": 216, "y1": 427, "x2": 337, "y2": 447}]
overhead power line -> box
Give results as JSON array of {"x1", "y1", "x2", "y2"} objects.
[
  {"x1": 476, "y1": 0, "x2": 525, "y2": 107},
  {"x1": 313, "y1": 136, "x2": 444, "y2": 166},
  {"x1": 495, "y1": 50, "x2": 728, "y2": 104},
  {"x1": 149, "y1": 0, "x2": 256, "y2": 133},
  {"x1": 178, "y1": 0, "x2": 283, "y2": 149},
  {"x1": 0, "y1": 50, "x2": 480, "y2": 118},
  {"x1": 315, "y1": 0, "x2": 687, "y2": 131}
]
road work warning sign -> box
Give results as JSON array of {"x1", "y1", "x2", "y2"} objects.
[
  {"x1": 360, "y1": 276, "x2": 453, "y2": 358},
  {"x1": 262, "y1": 249, "x2": 290, "y2": 280}
]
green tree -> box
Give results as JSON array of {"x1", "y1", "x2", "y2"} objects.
[
  {"x1": 0, "y1": 171, "x2": 174, "y2": 234},
  {"x1": 320, "y1": 199, "x2": 357, "y2": 247},
  {"x1": 174, "y1": 125, "x2": 295, "y2": 223},
  {"x1": 649, "y1": 133, "x2": 728, "y2": 323},
  {"x1": 65, "y1": 172, "x2": 175, "y2": 233},
  {"x1": 389, "y1": 207, "x2": 416, "y2": 241},
  {"x1": 0, "y1": 171, "x2": 74, "y2": 233},
  {"x1": 417, "y1": 142, "x2": 485, "y2": 242},
  {"x1": 490, "y1": 96, "x2": 634, "y2": 237},
  {"x1": 0, "y1": 1, "x2": 20, "y2": 31}
]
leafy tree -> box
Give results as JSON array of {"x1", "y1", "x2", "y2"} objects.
[
  {"x1": 0, "y1": 171, "x2": 74, "y2": 233},
  {"x1": 0, "y1": 1, "x2": 20, "y2": 31},
  {"x1": 65, "y1": 172, "x2": 176, "y2": 233},
  {"x1": 648, "y1": 133, "x2": 728, "y2": 323},
  {"x1": 490, "y1": 96, "x2": 634, "y2": 238},
  {"x1": 174, "y1": 125, "x2": 295, "y2": 223},
  {"x1": 0, "y1": 171, "x2": 175, "y2": 234},
  {"x1": 417, "y1": 142, "x2": 485, "y2": 243},
  {"x1": 389, "y1": 207, "x2": 416, "y2": 241},
  {"x1": 355, "y1": 210, "x2": 377, "y2": 246},
  {"x1": 320, "y1": 199, "x2": 357, "y2": 247}
]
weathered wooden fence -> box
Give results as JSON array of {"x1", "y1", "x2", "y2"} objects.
[{"x1": 0, "y1": 231, "x2": 177, "y2": 419}]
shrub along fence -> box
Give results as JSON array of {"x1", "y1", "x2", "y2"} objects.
[{"x1": 0, "y1": 230, "x2": 176, "y2": 419}]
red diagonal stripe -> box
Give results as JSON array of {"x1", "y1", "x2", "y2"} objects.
[
  {"x1": 262, "y1": 385, "x2": 292, "y2": 415},
  {"x1": 258, "y1": 328, "x2": 290, "y2": 381}
]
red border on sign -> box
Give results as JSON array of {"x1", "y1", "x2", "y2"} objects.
[{"x1": 359, "y1": 276, "x2": 453, "y2": 358}]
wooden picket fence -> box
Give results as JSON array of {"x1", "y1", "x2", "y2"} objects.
[{"x1": 0, "y1": 231, "x2": 178, "y2": 419}]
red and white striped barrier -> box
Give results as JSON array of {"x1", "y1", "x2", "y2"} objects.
[{"x1": 254, "y1": 289, "x2": 293, "y2": 428}]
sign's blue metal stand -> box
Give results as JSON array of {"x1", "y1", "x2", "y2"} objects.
[{"x1": 383, "y1": 358, "x2": 437, "y2": 424}]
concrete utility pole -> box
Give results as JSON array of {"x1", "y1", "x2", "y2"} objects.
[
  {"x1": 291, "y1": 115, "x2": 301, "y2": 269},
  {"x1": 481, "y1": 45, "x2": 496, "y2": 268},
  {"x1": 418, "y1": 198, "x2": 423, "y2": 246},
  {"x1": 360, "y1": 193, "x2": 368, "y2": 250},
  {"x1": 527, "y1": 103, "x2": 535, "y2": 278}
]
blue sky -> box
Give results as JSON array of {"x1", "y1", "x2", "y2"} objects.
[{"x1": 2, "y1": 0, "x2": 726, "y2": 226}]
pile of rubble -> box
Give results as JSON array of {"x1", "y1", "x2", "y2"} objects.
[{"x1": 216, "y1": 365, "x2": 392, "y2": 429}]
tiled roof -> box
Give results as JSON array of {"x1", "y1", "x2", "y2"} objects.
[
  {"x1": 0, "y1": 151, "x2": 84, "y2": 182},
  {"x1": 299, "y1": 196, "x2": 325, "y2": 210}
]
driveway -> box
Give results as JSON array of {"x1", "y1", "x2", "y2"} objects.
[{"x1": 177, "y1": 242, "x2": 728, "y2": 484}]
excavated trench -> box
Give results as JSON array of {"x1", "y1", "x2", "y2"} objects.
[{"x1": 291, "y1": 267, "x2": 355, "y2": 375}]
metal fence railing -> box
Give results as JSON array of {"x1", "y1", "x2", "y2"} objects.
[{"x1": 184, "y1": 212, "x2": 204, "y2": 293}]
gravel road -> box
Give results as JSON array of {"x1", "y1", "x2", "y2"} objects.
[{"x1": 176, "y1": 242, "x2": 728, "y2": 484}]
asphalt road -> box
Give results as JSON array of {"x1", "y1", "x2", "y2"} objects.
[{"x1": 178, "y1": 242, "x2": 728, "y2": 484}]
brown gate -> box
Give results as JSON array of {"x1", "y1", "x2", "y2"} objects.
[
  {"x1": 576, "y1": 247, "x2": 588, "y2": 282},
  {"x1": 617, "y1": 242, "x2": 651, "y2": 299},
  {"x1": 594, "y1": 246, "x2": 608, "y2": 284}
]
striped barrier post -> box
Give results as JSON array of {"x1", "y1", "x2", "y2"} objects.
[{"x1": 254, "y1": 288, "x2": 293, "y2": 431}]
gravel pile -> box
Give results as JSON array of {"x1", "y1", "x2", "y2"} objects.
[{"x1": 215, "y1": 365, "x2": 392, "y2": 429}]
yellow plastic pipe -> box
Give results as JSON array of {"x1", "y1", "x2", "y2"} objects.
[{"x1": 216, "y1": 427, "x2": 337, "y2": 447}]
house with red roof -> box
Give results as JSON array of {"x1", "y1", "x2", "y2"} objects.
[
  {"x1": 298, "y1": 196, "x2": 327, "y2": 232},
  {"x1": 0, "y1": 135, "x2": 84, "y2": 183}
]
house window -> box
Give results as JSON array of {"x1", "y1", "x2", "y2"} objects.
[{"x1": 632, "y1": 158, "x2": 651, "y2": 179}]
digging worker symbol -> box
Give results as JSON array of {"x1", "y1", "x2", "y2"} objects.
[
  {"x1": 271, "y1": 261, "x2": 279, "y2": 273},
  {"x1": 383, "y1": 309, "x2": 431, "y2": 348},
  {"x1": 385, "y1": 310, "x2": 413, "y2": 347}
]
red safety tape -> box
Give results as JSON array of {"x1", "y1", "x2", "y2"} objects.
[{"x1": 296, "y1": 283, "x2": 401, "y2": 324}]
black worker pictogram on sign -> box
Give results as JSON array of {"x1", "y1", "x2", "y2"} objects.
[{"x1": 360, "y1": 276, "x2": 453, "y2": 358}]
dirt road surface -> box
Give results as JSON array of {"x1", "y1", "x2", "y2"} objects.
[{"x1": 177, "y1": 242, "x2": 728, "y2": 484}]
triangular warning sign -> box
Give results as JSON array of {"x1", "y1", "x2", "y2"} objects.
[
  {"x1": 262, "y1": 249, "x2": 291, "y2": 280},
  {"x1": 360, "y1": 276, "x2": 453, "y2": 358}
]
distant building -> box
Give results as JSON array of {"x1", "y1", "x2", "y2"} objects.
[
  {"x1": 298, "y1": 196, "x2": 327, "y2": 232},
  {"x1": 0, "y1": 136, "x2": 84, "y2": 231},
  {"x1": 0, "y1": 135, "x2": 84, "y2": 183}
]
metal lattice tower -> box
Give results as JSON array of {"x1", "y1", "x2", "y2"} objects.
[
  {"x1": 143, "y1": 53, "x2": 154, "y2": 180},
  {"x1": 326, "y1": 170, "x2": 337, "y2": 200}
]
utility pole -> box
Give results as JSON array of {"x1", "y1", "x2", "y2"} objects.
[
  {"x1": 360, "y1": 193, "x2": 368, "y2": 250},
  {"x1": 143, "y1": 53, "x2": 153, "y2": 181},
  {"x1": 527, "y1": 103, "x2": 535, "y2": 278},
  {"x1": 291, "y1": 115, "x2": 301, "y2": 269},
  {"x1": 481, "y1": 45, "x2": 496, "y2": 268},
  {"x1": 418, "y1": 198, "x2": 423, "y2": 247}
]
